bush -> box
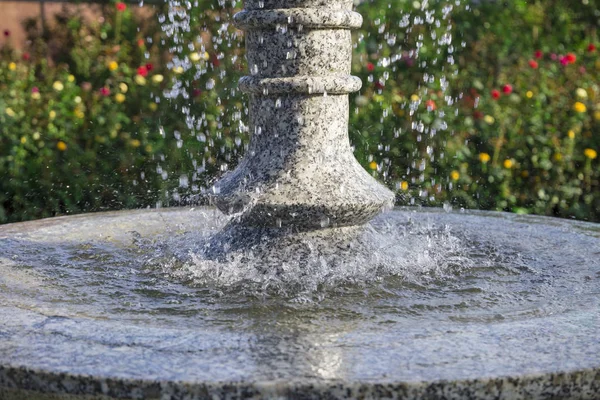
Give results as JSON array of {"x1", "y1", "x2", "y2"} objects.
[{"x1": 0, "y1": 0, "x2": 599, "y2": 223}]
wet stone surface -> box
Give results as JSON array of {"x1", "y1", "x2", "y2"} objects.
[{"x1": 1, "y1": 207, "x2": 599, "y2": 399}]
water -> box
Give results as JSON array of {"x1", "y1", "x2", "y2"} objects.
[
  {"x1": 1, "y1": 208, "x2": 599, "y2": 386},
  {"x1": 154, "y1": 0, "x2": 465, "y2": 204},
  {"x1": 2, "y1": 208, "x2": 598, "y2": 326}
]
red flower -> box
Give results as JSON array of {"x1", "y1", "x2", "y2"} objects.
[
  {"x1": 3, "y1": 30, "x2": 9, "y2": 37},
  {"x1": 588, "y1": 43, "x2": 596, "y2": 52},
  {"x1": 211, "y1": 53, "x2": 220, "y2": 67},
  {"x1": 374, "y1": 81, "x2": 385, "y2": 90},
  {"x1": 473, "y1": 111, "x2": 483, "y2": 120},
  {"x1": 116, "y1": 2, "x2": 127, "y2": 11},
  {"x1": 31, "y1": 87, "x2": 39, "y2": 93},
  {"x1": 22, "y1": 52, "x2": 30, "y2": 61},
  {"x1": 491, "y1": 89, "x2": 500, "y2": 100},
  {"x1": 528, "y1": 60, "x2": 538, "y2": 69},
  {"x1": 99, "y1": 87, "x2": 111, "y2": 96},
  {"x1": 145, "y1": 63, "x2": 154, "y2": 71},
  {"x1": 366, "y1": 62, "x2": 375, "y2": 72},
  {"x1": 137, "y1": 39, "x2": 145, "y2": 47},
  {"x1": 502, "y1": 84, "x2": 513, "y2": 95},
  {"x1": 425, "y1": 99, "x2": 436, "y2": 111},
  {"x1": 534, "y1": 50, "x2": 542, "y2": 59},
  {"x1": 137, "y1": 66, "x2": 148, "y2": 77},
  {"x1": 565, "y1": 53, "x2": 576, "y2": 64}
]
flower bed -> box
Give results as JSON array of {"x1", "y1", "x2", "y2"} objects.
[{"x1": 0, "y1": 0, "x2": 598, "y2": 223}]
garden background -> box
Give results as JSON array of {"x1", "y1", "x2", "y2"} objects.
[{"x1": 0, "y1": 0, "x2": 599, "y2": 224}]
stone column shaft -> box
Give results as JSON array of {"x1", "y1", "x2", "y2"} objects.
[{"x1": 213, "y1": 0, "x2": 394, "y2": 230}]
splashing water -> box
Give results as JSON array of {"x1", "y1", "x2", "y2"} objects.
[
  {"x1": 138, "y1": 212, "x2": 475, "y2": 300},
  {"x1": 153, "y1": 0, "x2": 466, "y2": 207}
]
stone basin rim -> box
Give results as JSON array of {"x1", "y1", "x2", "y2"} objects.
[{"x1": 1, "y1": 364, "x2": 599, "y2": 400}]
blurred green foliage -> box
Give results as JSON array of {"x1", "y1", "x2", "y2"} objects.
[{"x1": 0, "y1": 0, "x2": 599, "y2": 223}]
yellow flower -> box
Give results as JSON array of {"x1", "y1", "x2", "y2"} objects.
[
  {"x1": 573, "y1": 102, "x2": 587, "y2": 113},
  {"x1": 33, "y1": 132, "x2": 40, "y2": 140},
  {"x1": 503, "y1": 159, "x2": 514, "y2": 169},
  {"x1": 584, "y1": 148, "x2": 598, "y2": 160},
  {"x1": 189, "y1": 52, "x2": 201, "y2": 62},
  {"x1": 119, "y1": 83, "x2": 128, "y2": 93},
  {"x1": 74, "y1": 96, "x2": 82, "y2": 104},
  {"x1": 68, "y1": 75, "x2": 75, "y2": 82},
  {"x1": 369, "y1": 161, "x2": 378, "y2": 170},
  {"x1": 130, "y1": 139, "x2": 141, "y2": 147},
  {"x1": 134, "y1": 75, "x2": 146, "y2": 85},
  {"x1": 5, "y1": 107, "x2": 16, "y2": 117},
  {"x1": 74, "y1": 109, "x2": 85, "y2": 119},
  {"x1": 8, "y1": 62, "x2": 16, "y2": 71},
  {"x1": 172, "y1": 66, "x2": 184, "y2": 74},
  {"x1": 479, "y1": 152, "x2": 491, "y2": 163},
  {"x1": 575, "y1": 88, "x2": 588, "y2": 99},
  {"x1": 49, "y1": 110, "x2": 56, "y2": 120},
  {"x1": 31, "y1": 92, "x2": 41, "y2": 100},
  {"x1": 526, "y1": 91, "x2": 533, "y2": 99},
  {"x1": 568, "y1": 130, "x2": 576, "y2": 139},
  {"x1": 53, "y1": 81, "x2": 64, "y2": 92},
  {"x1": 553, "y1": 153, "x2": 563, "y2": 162},
  {"x1": 450, "y1": 170, "x2": 460, "y2": 181},
  {"x1": 152, "y1": 74, "x2": 164, "y2": 84},
  {"x1": 149, "y1": 102, "x2": 158, "y2": 111},
  {"x1": 145, "y1": 144, "x2": 153, "y2": 153},
  {"x1": 115, "y1": 93, "x2": 126, "y2": 103},
  {"x1": 484, "y1": 115, "x2": 495, "y2": 125},
  {"x1": 410, "y1": 94, "x2": 420, "y2": 102},
  {"x1": 20, "y1": 136, "x2": 27, "y2": 144},
  {"x1": 57, "y1": 141, "x2": 67, "y2": 151},
  {"x1": 203, "y1": 52, "x2": 210, "y2": 61},
  {"x1": 594, "y1": 110, "x2": 600, "y2": 121},
  {"x1": 108, "y1": 61, "x2": 119, "y2": 71},
  {"x1": 400, "y1": 181, "x2": 409, "y2": 191}
]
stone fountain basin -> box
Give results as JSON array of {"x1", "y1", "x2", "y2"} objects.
[{"x1": 0, "y1": 207, "x2": 599, "y2": 399}]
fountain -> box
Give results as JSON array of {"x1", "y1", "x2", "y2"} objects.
[{"x1": 1, "y1": 1, "x2": 600, "y2": 399}]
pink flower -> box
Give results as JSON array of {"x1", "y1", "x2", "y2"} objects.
[
  {"x1": 99, "y1": 87, "x2": 111, "y2": 96},
  {"x1": 116, "y1": 2, "x2": 127, "y2": 11},
  {"x1": 559, "y1": 56, "x2": 569, "y2": 66},
  {"x1": 528, "y1": 60, "x2": 538, "y2": 69},
  {"x1": 31, "y1": 87, "x2": 39, "y2": 93},
  {"x1": 534, "y1": 50, "x2": 542, "y2": 59},
  {"x1": 550, "y1": 53, "x2": 558, "y2": 60},
  {"x1": 491, "y1": 89, "x2": 500, "y2": 100},
  {"x1": 579, "y1": 66, "x2": 586, "y2": 74},
  {"x1": 192, "y1": 89, "x2": 202, "y2": 97},
  {"x1": 502, "y1": 84, "x2": 513, "y2": 95},
  {"x1": 22, "y1": 52, "x2": 30, "y2": 61},
  {"x1": 137, "y1": 66, "x2": 148, "y2": 77},
  {"x1": 366, "y1": 62, "x2": 375, "y2": 72}
]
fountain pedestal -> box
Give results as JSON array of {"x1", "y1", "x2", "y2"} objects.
[{"x1": 212, "y1": 0, "x2": 394, "y2": 229}]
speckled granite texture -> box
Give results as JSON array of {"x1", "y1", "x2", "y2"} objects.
[
  {"x1": 212, "y1": 0, "x2": 394, "y2": 229},
  {"x1": 1, "y1": 208, "x2": 600, "y2": 400},
  {"x1": 1, "y1": 367, "x2": 599, "y2": 400}
]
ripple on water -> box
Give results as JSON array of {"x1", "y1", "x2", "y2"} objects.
[{"x1": 1, "y1": 208, "x2": 598, "y2": 331}]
